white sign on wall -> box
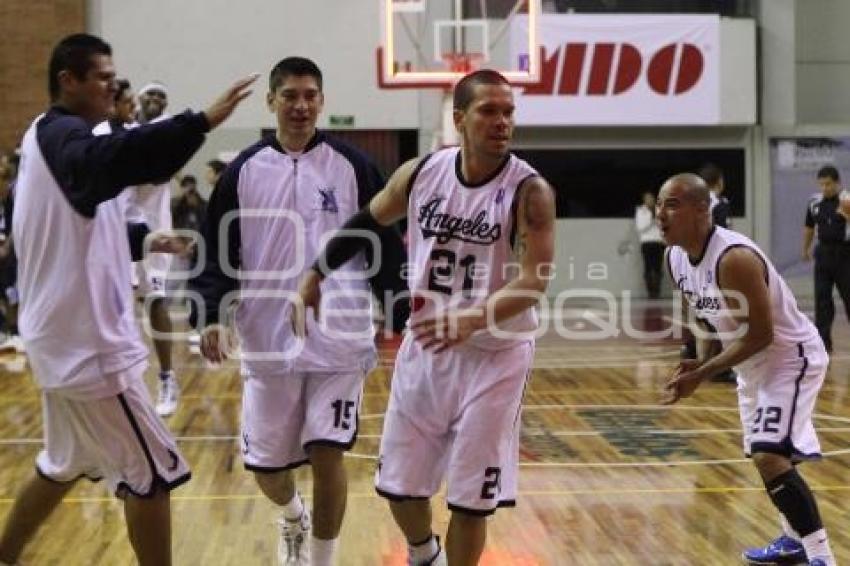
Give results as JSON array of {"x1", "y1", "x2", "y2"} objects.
[{"x1": 511, "y1": 14, "x2": 720, "y2": 125}]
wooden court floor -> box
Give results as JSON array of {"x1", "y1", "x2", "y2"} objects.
[{"x1": 0, "y1": 302, "x2": 848, "y2": 565}]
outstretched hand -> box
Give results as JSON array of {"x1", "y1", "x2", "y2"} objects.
[
  {"x1": 203, "y1": 73, "x2": 260, "y2": 129},
  {"x1": 661, "y1": 359, "x2": 705, "y2": 405},
  {"x1": 200, "y1": 324, "x2": 236, "y2": 364},
  {"x1": 147, "y1": 232, "x2": 195, "y2": 257}
]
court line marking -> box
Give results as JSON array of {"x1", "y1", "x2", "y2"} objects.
[
  {"x1": 2, "y1": 484, "x2": 850, "y2": 505},
  {"x1": 2, "y1": 404, "x2": 848, "y2": 467},
  {"x1": 3, "y1": 424, "x2": 850, "y2": 446},
  {"x1": 0, "y1": 385, "x2": 848, "y2": 402},
  {"x1": 338, "y1": 404, "x2": 850, "y2": 465},
  {"x1": 344, "y1": 448, "x2": 850, "y2": 465},
  {"x1": 358, "y1": 425, "x2": 850, "y2": 438}
]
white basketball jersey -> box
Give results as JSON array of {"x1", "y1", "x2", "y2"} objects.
[
  {"x1": 15, "y1": 116, "x2": 147, "y2": 395},
  {"x1": 406, "y1": 147, "x2": 539, "y2": 349},
  {"x1": 667, "y1": 226, "x2": 820, "y2": 372}
]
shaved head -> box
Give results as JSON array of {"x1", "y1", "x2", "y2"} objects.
[
  {"x1": 662, "y1": 173, "x2": 711, "y2": 208},
  {"x1": 656, "y1": 172, "x2": 714, "y2": 250}
]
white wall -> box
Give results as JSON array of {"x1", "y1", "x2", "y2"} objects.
[
  {"x1": 796, "y1": 0, "x2": 850, "y2": 124},
  {"x1": 720, "y1": 18, "x2": 757, "y2": 124},
  {"x1": 759, "y1": 0, "x2": 796, "y2": 126},
  {"x1": 88, "y1": 0, "x2": 418, "y2": 131}
]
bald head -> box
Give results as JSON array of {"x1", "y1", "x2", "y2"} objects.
[
  {"x1": 656, "y1": 173, "x2": 714, "y2": 249},
  {"x1": 661, "y1": 173, "x2": 711, "y2": 208}
]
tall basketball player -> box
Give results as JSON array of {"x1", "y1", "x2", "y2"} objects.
[
  {"x1": 659, "y1": 173, "x2": 835, "y2": 566},
  {"x1": 191, "y1": 56, "x2": 408, "y2": 566},
  {"x1": 0, "y1": 33, "x2": 255, "y2": 565},
  {"x1": 295, "y1": 69, "x2": 556, "y2": 565}
]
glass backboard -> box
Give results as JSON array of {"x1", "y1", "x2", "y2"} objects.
[{"x1": 378, "y1": 0, "x2": 543, "y2": 89}]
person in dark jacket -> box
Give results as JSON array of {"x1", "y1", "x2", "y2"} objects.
[{"x1": 802, "y1": 165, "x2": 850, "y2": 353}]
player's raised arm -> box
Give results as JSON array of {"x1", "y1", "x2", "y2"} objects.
[{"x1": 365, "y1": 156, "x2": 420, "y2": 225}]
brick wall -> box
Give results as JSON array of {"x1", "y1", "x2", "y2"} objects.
[{"x1": 0, "y1": 0, "x2": 85, "y2": 153}]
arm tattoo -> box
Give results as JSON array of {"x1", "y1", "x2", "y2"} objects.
[{"x1": 515, "y1": 230, "x2": 528, "y2": 258}]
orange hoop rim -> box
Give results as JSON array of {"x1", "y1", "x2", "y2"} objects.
[{"x1": 441, "y1": 52, "x2": 486, "y2": 74}]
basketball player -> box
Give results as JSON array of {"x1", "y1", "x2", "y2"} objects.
[
  {"x1": 112, "y1": 78, "x2": 137, "y2": 128},
  {"x1": 94, "y1": 77, "x2": 174, "y2": 290},
  {"x1": 133, "y1": 80, "x2": 181, "y2": 417},
  {"x1": 658, "y1": 174, "x2": 835, "y2": 566},
  {"x1": 295, "y1": 69, "x2": 555, "y2": 565},
  {"x1": 0, "y1": 33, "x2": 255, "y2": 566},
  {"x1": 190, "y1": 57, "x2": 407, "y2": 566}
]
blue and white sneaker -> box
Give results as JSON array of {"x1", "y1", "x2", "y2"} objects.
[
  {"x1": 808, "y1": 559, "x2": 828, "y2": 566},
  {"x1": 742, "y1": 535, "x2": 806, "y2": 564}
]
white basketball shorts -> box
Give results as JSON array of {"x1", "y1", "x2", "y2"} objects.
[
  {"x1": 241, "y1": 369, "x2": 368, "y2": 472},
  {"x1": 36, "y1": 367, "x2": 190, "y2": 497},
  {"x1": 738, "y1": 338, "x2": 828, "y2": 462},
  {"x1": 375, "y1": 333, "x2": 534, "y2": 516}
]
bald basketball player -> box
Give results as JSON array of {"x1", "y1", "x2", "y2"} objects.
[{"x1": 659, "y1": 173, "x2": 835, "y2": 566}]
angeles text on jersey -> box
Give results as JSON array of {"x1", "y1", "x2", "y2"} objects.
[
  {"x1": 417, "y1": 196, "x2": 502, "y2": 245},
  {"x1": 675, "y1": 275, "x2": 722, "y2": 314}
]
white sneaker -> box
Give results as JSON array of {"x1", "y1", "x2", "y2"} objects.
[
  {"x1": 411, "y1": 549, "x2": 446, "y2": 565},
  {"x1": 409, "y1": 536, "x2": 446, "y2": 566},
  {"x1": 155, "y1": 372, "x2": 180, "y2": 417},
  {"x1": 277, "y1": 509, "x2": 311, "y2": 565}
]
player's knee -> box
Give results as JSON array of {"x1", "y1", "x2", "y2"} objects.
[
  {"x1": 752, "y1": 451, "x2": 793, "y2": 482},
  {"x1": 122, "y1": 483, "x2": 170, "y2": 504},
  {"x1": 389, "y1": 497, "x2": 428, "y2": 516},
  {"x1": 449, "y1": 511, "x2": 487, "y2": 532},
  {"x1": 253, "y1": 469, "x2": 293, "y2": 494}
]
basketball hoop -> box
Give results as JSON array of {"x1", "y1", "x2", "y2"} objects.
[
  {"x1": 441, "y1": 52, "x2": 485, "y2": 75},
  {"x1": 378, "y1": 0, "x2": 544, "y2": 149}
]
